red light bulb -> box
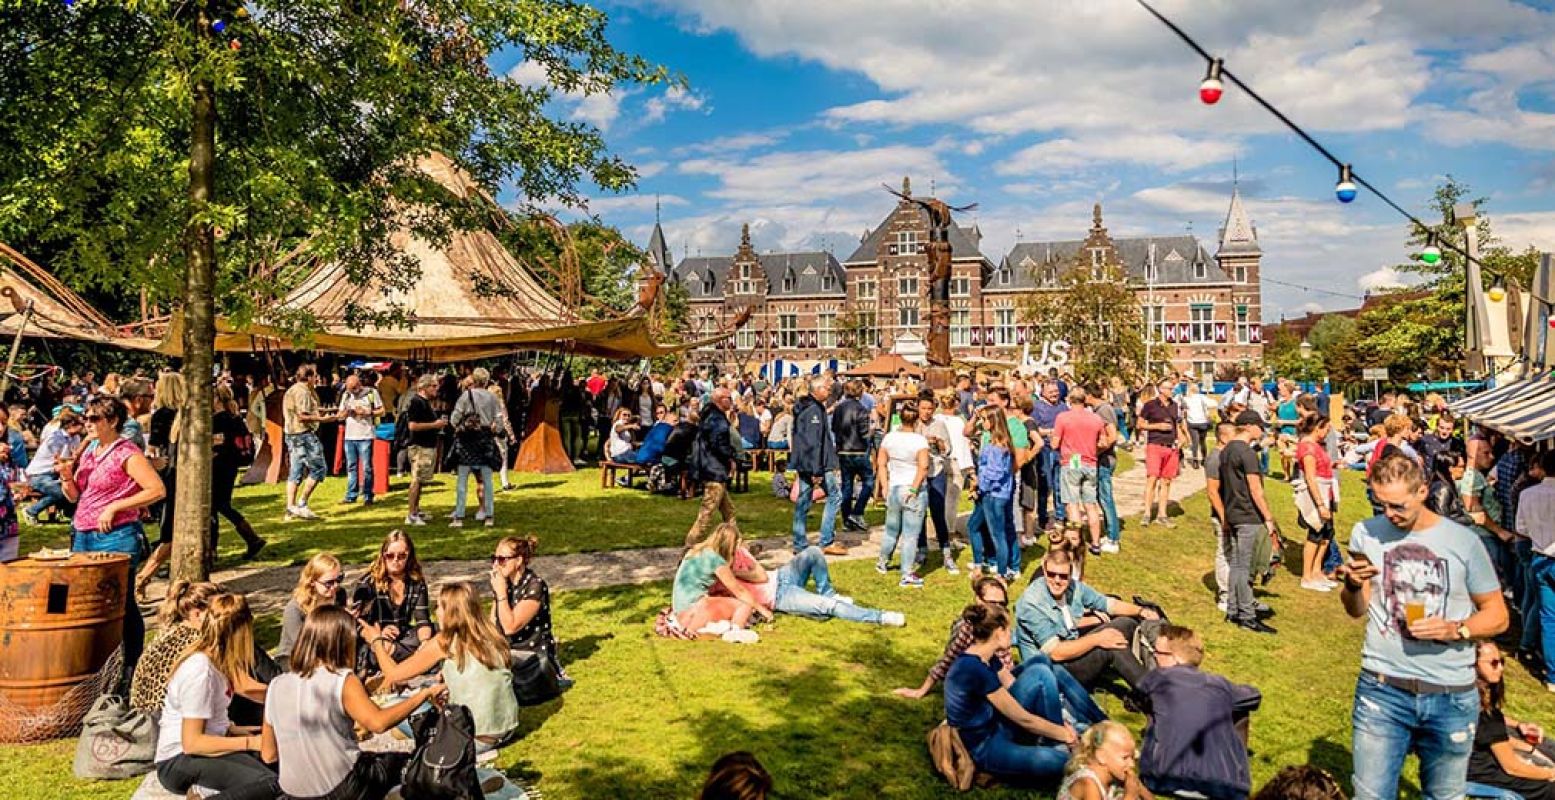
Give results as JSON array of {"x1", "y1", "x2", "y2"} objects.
[{"x1": 1199, "y1": 78, "x2": 1223, "y2": 105}]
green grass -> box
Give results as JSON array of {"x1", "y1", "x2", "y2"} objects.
[{"x1": 11, "y1": 468, "x2": 1552, "y2": 799}]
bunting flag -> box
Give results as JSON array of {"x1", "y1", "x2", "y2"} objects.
[
  {"x1": 1178, "y1": 323, "x2": 1191, "y2": 342},
  {"x1": 1164, "y1": 325, "x2": 1176, "y2": 344},
  {"x1": 985, "y1": 327, "x2": 995, "y2": 344},
  {"x1": 1017, "y1": 326, "x2": 1028, "y2": 344}
]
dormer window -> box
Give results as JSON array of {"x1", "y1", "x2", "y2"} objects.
[
  {"x1": 1090, "y1": 248, "x2": 1104, "y2": 267},
  {"x1": 1194, "y1": 261, "x2": 1207, "y2": 279},
  {"x1": 782, "y1": 271, "x2": 796, "y2": 292},
  {"x1": 999, "y1": 268, "x2": 1011, "y2": 286},
  {"x1": 822, "y1": 272, "x2": 836, "y2": 292},
  {"x1": 702, "y1": 275, "x2": 715, "y2": 294}
]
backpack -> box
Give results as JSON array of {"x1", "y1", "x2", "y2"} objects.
[
  {"x1": 393, "y1": 409, "x2": 413, "y2": 450},
  {"x1": 927, "y1": 721, "x2": 975, "y2": 792},
  {"x1": 401, "y1": 704, "x2": 483, "y2": 800}
]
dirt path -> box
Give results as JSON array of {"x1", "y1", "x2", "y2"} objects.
[{"x1": 157, "y1": 457, "x2": 1207, "y2": 621}]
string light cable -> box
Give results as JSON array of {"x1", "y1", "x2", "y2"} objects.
[{"x1": 1133, "y1": 0, "x2": 1507, "y2": 280}]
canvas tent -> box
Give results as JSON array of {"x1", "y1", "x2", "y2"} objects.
[
  {"x1": 156, "y1": 153, "x2": 728, "y2": 362},
  {"x1": 0, "y1": 243, "x2": 161, "y2": 351},
  {"x1": 1449, "y1": 370, "x2": 1555, "y2": 444},
  {"x1": 845, "y1": 353, "x2": 923, "y2": 378}
]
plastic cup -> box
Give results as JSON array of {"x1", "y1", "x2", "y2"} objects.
[{"x1": 1404, "y1": 601, "x2": 1426, "y2": 626}]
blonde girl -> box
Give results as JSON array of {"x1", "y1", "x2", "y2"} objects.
[
  {"x1": 276, "y1": 553, "x2": 343, "y2": 666},
  {"x1": 672, "y1": 522, "x2": 770, "y2": 632}
]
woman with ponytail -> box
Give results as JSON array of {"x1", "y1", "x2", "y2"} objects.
[
  {"x1": 132, "y1": 581, "x2": 280, "y2": 727},
  {"x1": 1058, "y1": 720, "x2": 1151, "y2": 800},
  {"x1": 154, "y1": 593, "x2": 280, "y2": 800},
  {"x1": 943, "y1": 602, "x2": 1078, "y2": 784}
]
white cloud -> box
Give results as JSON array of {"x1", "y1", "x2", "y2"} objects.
[
  {"x1": 571, "y1": 91, "x2": 624, "y2": 131},
  {"x1": 1493, "y1": 210, "x2": 1555, "y2": 253},
  {"x1": 678, "y1": 144, "x2": 956, "y2": 204},
  {"x1": 643, "y1": 85, "x2": 709, "y2": 123},
  {"x1": 583, "y1": 193, "x2": 689, "y2": 216},
  {"x1": 1359, "y1": 267, "x2": 1408, "y2": 292},
  {"x1": 635, "y1": 161, "x2": 669, "y2": 179},
  {"x1": 999, "y1": 133, "x2": 1239, "y2": 176},
  {"x1": 506, "y1": 59, "x2": 630, "y2": 132},
  {"x1": 671, "y1": 132, "x2": 788, "y2": 157}
]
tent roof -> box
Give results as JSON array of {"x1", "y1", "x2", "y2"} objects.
[
  {"x1": 1449, "y1": 371, "x2": 1555, "y2": 444},
  {"x1": 160, "y1": 153, "x2": 724, "y2": 362},
  {"x1": 845, "y1": 352, "x2": 923, "y2": 378},
  {"x1": 0, "y1": 243, "x2": 161, "y2": 351}
]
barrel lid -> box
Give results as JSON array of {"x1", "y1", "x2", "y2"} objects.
[{"x1": 1, "y1": 552, "x2": 130, "y2": 568}]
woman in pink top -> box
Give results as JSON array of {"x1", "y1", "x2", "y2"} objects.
[
  {"x1": 1294, "y1": 414, "x2": 1337, "y2": 592},
  {"x1": 62, "y1": 396, "x2": 166, "y2": 691}
]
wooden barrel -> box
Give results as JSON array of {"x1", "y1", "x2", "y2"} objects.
[{"x1": 0, "y1": 553, "x2": 128, "y2": 716}]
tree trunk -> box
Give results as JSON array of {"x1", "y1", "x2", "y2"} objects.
[{"x1": 171, "y1": 31, "x2": 218, "y2": 583}]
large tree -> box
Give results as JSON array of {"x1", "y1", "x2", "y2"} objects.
[
  {"x1": 1, "y1": 0, "x2": 666, "y2": 579},
  {"x1": 1021, "y1": 258, "x2": 1144, "y2": 384}
]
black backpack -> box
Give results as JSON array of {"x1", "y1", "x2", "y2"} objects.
[
  {"x1": 401, "y1": 704, "x2": 483, "y2": 800},
  {"x1": 393, "y1": 410, "x2": 413, "y2": 451}
]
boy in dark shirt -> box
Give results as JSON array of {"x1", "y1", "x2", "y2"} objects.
[{"x1": 1217, "y1": 412, "x2": 1280, "y2": 633}]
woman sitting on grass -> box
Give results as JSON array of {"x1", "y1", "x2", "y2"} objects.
[
  {"x1": 261, "y1": 606, "x2": 446, "y2": 800},
  {"x1": 896, "y1": 577, "x2": 1103, "y2": 726},
  {"x1": 133, "y1": 581, "x2": 281, "y2": 728},
  {"x1": 943, "y1": 603, "x2": 1080, "y2": 785},
  {"x1": 354, "y1": 530, "x2": 434, "y2": 673},
  {"x1": 362, "y1": 582, "x2": 521, "y2": 751},
  {"x1": 277, "y1": 552, "x2": 345, "y2": 668},
  {"x1": 673, "y1": 523, "x2": 771, "y2": 636},
  {"x1": 490, "y1": 535, "x2": 571, "y2": 685},
  {"x1": 1467, "y1": 641, "x2": 1555, "y2": 799},
  {"x1": 154, "y1": 593, "x2": 279, "y2": 800},
  {"x1": 1058, "y1": 721, "x2": 1152, "y2": 800}
]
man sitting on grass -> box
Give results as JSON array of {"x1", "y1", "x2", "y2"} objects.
[
  {"x1": 1137, "y1": 624, "x2": 1262, "y2": 800},
  {"x1": 1013, "y1": 549, "x2": 1158, "y2": 692}
]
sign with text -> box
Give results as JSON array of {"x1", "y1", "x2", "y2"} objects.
[{"x1": 1362, "y1": 368, "x2": 1389, "y2": 381}]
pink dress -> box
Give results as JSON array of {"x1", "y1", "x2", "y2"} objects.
[{"x1": 72, "y1": 438, "x2": 144, "y2": 532}]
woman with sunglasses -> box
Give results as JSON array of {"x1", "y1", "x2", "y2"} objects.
[
  {"x1": 490, "y1": 535, "x2": 571, "y2": 685},
  {"x1": 353, "y1": 531, "x2": 434, "y2": 674},
  {"x1": 1467, "y1": 642, "x2": 1555, "y2": 799},
  {"x1": 896, "y1": 576, "x2": 1104, "y2": 725},
  {"x1": 62, "y1": 395, "x2": 166, "y2": 689},
  {"x1": 276, "y1": 553, "x2": 345, "y2": 669}
]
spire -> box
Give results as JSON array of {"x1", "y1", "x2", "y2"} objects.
[
  {"x1": 1217, "y1": 186, "x2": 1261, "y2": 256},
  {"x1": 647, "y1": 219, "x2": 671, "y2": 273},
  {"x1": 1091, "y1": 202, "x2": 1105, "y2": 232},
  {"x1": 902, "y1": 176, "x2": 911, "y2": 197},
  {"x1": 654, "y1": 193, "x2": 662, "y2": 224}
]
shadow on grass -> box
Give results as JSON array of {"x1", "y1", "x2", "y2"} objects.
[{"x1": 558, "y1": 633, "x2": 613, "y2": 668}]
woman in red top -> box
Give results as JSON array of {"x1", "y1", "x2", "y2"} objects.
[{"x1": 1294, "y1": 414, "x2": 1337, "y2": 591}]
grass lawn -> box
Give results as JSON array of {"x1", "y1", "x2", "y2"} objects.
[{"x1": 13, "y1": 465, "x2": 1546, "y2": 799}]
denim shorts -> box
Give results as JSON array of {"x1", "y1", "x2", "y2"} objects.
[
  {"x1": 71, "y1": 521, "x2": 150, "y2": 573},
  {"x1": 1060, "y1": 465, "x2": 1098, "y2": 505},
  {"x1": 286, "y1": 432, "x2": 326, "y2": 482}
]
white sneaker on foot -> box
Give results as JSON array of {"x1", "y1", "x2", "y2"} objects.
[
  {"x1": 1216, "y1": 600, "x2": 1228, "y2": 613},
  {"x1": 294, "y1": 505, "x2": 318, "y2": 520},
  {"x1": 404, "y1": 514, "x2": 427, "y2": 526},
  {"x1": 1300, "y1": 580, "x2": 1333, "y2": 592},
  {"x1": 1099, "y1": 541, "x2": 1120, "y2": 554},
  {"x1": 880, "y1": 611, "x2": 906, "y2": 627},
  {"x1": 722, "y1": 628, "x2": 759, "y2": 644},
  {"x1": 449, "y1": 518, "x2": 463, "y2": 528}
]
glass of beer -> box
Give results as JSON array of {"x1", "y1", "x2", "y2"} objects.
[{"x1": 1404, "y1": 600, "x2": 1426, "y2": 627}]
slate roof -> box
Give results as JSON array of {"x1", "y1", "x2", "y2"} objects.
[
  {"x1": 844, "y1": 204, "x2": 988, "y2": 265},
  {"x1": 646, "y1": 222, "x2": 673, "y2": 273},
  {"x1": 1218, "y1": 188, "x2": 1261, "y2": 256},
  {"x1": 670, "y1": 251, "x2": 846, "y2": 301},
  {"x1": 996, "y1": 235, "x2": 1227, "y2": 291}
]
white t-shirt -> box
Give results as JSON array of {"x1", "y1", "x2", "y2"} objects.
[
  {"x1": 155, "y1": 653, "x2": 233, "y2": 763},
  {"x1": 607, "y1": 422, "x2": 634, "y2": 458},
  {"x1": 939, "y1": 413, "x2": 974, "y2": 470},
  {"x1": 1182, "y1": 393, "x2": 1216, "y2": 425},
  {"x1": 880, "y1": 429, "x2": 928, "y2": 488},
  {"x1": 340, "y1": 388, "x2": 381, "y2": 441},
  {"x1": 265, "y1": 669, "x2": 358, "y2": 797}
]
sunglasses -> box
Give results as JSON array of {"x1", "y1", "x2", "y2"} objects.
[
  {"x1": 384, "y1": 553, "x2": 409, "y2": 562},
  {"x1": 1379, "y1": 500, "x2": 1413, "y2": 514},
  {"x1": 82, "y1": 415, "x2": 102, "y2": 422},
  {"x1": 1044, "y1": 570, "x2": 1071, "y2": 581},
  {"x1": 1484, "y1": 658, "x2": 1504, "y2": 667},
  {"x1": 316, "y1": 576, "x2": 342, "y2": 588},
  {"x1": 492, "y1": 554, "x2": 518, "y2": 564}
]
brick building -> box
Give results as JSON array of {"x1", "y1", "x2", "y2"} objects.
[{"x1": 657, "y1": 178, "x2": 1263, "y2": 377}]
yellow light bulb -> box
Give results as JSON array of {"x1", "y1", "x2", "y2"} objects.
[{"x1": 1488, "y1": 286, "x2": 1506, "y2": 303}]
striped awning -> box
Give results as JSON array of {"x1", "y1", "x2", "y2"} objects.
[{"x1": 1449, "y1": 371, "x2": 1555, "y2": 443}]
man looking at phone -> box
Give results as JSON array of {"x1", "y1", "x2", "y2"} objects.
[{"x1": 1340, "y1": 452, "x2": 1508, "y2": 800}]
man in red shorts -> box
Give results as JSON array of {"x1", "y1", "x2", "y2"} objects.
[{"x1": 1138, "y1": 377, "x2": 1188, "y2": 528}]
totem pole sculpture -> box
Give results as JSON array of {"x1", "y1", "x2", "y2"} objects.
[{"x1": 883, "y1": 183, "x2": 976, "y2": 389}]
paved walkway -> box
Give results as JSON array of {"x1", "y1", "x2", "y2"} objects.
[{"x1": 165, "y1": 456, "x2": 1207, "y2": 621}]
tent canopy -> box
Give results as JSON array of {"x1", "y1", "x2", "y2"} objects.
[
  {"x1": 160, "y1": 153, "x2": 724, "y2": 362},
  {"x1": 845, "y1": 353, "x2": 923, "y2": 378},
  {"x1": 1449, "y1": 371, "x2": 1555, "y2": 444},
  {"x1": 0, "y1": 243, "x2": 161, "y2": 351}
]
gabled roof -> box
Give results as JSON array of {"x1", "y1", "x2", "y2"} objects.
[
  {"x1": 999, "y1": 235, "x2": 1225, "y2": 290},
  {"x1": 1218, "y1": 187, "x2": 1261, "y2": 256},
  {"x1": 844, "y1": 202, "x2": 988, "y2": 265},
  {"x1": 673, "y1": 256, "x2": 731, "y2": 300},
  {"x1": 646, "y1": 222, "x2": 673, "y2": 274}
]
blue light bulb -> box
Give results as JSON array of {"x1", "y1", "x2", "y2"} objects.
[
  {"x1": 212, "y1": 19, "x2": 226, "y2": 33},
  {"x1": 1335, "y1": 180, "x2": 1357, "y2": 204}
]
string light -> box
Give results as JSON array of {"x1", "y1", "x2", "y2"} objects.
[
  {"x1": 229, "y1": 39, "x2": 241, "y2": 51},
  {"x1": 1418, "y1": 233, "x2": 1441, "y2": 266},
  {"x1": 1488, "y1": 276, "x2": 1506, "y2": 303},
  {"x1": 1199, "y1": 59, "x2": 1224, "y2": 105},
  {"x1": 212, "y1": 19, "x2": 226, "y2": 33},
  {"x1": 1335, "y1": 164, "x2": 1357, "y2": 204}
]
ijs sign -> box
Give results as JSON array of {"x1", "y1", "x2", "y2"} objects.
[{"x1": 1018, "y1": 339, "x2": 1071, "y2": 371}]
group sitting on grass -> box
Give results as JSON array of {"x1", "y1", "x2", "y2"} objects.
[{"x1": 126, "y1": 528, "x2": 565, "y2": 800}]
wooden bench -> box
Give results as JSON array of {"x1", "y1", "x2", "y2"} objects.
[
  {"x1": 600, "y1": 459, "x2": 650, "y2": 489},
  {"x1": 678, "y1": 462, "x2": 752, "y2": 499}
]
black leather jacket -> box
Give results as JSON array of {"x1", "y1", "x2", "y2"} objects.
[{"x1": 831, "y1": 398, "x2": 872, "y2": 454}]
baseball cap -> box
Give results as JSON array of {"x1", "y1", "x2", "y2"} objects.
[{"x1": 1234, "y1": 410, "x2": 1265, "y2": 428}]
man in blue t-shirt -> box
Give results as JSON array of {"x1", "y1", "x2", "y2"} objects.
[
  {"x1": 1014, "y1": 549, "x2": 1157, "y2": 691},
  {"x1": 1339, "y1": 452, "x2": 1507, "y2": 800}
]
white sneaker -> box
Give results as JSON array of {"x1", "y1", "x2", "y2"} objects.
[
  {"x1": 1099, "y1": 541, "x2": 1120, "y2": 554},
  {"x1": 285, "y1": 505, "x2": 301, "y2": 520},
  {"x1": 698, "y1": 620, "x2": 732, "y2": 636},
  {"x1": 404, "y1": 514, "x2": 427, "y2": 526},
  {"x1": 475, "y1": 511, "x2": 488, "y2": 521},
  {"x1": 449, "y1": 518, "x2": 463, "y2": 528},
  {"x1": 880, "y1": 611, "x2": 906, "y2": 627},
  {"x1": 1216, "y1": 600, "x2": 1228, "y2": 613},
  {"x1": 484, "y1": 518, "x2": 495, "y2": 528},
  {"x1": 1300, "y1": 580, "x2": 1333, "y2": 592},
  {"x1": 832, "y1": 594, "x2": 855, "y2": 606},
  {"x1": 722, "y1": 628, "x2": 760, "y2": 644},
  {"x1": 294, "y1": 505, "x2": 318, "y2": 520}
]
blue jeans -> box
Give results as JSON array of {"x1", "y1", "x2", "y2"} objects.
[
  {"x1": 343, "y1": 439, "x2": 374, "y2": 501},
  {"x1": 1350, "y1": 671, "x2": 1478, "y2": 800},
  {"x1": 26, "y1": 473, "x2": 67, "y2": 518},
  {"x1": 919, "y1": 472, "x2": 952, "y2": 552},
  {"x1": 1035, "y1": 449, "x2": 1064, "y2": 527},
  {"x1": 792, "y1": 469, "x2": 843, "y2": 550},
  {"x1": 1532, "y1": 556, "x2": 1555, "y2": 681},
  {"x1": 286, "y1": 432, "x2": 326, "y2": 484},
  {"x1": 879, "y1": 485, "x2": 925, "y2": 573},
  {"x1": 839, "y1": 453, "x2": 874, "y2": 520},
  {"x1": 1004, "y1": 495, "x2": 1021, "y2": 575},
  {"x1": 454, "y1": 465, "x2": 494, "y2": 520},
  {"x1": 1097, "y1": 464, "x2": 1120, "y2": 543},
  {"x1": 773, "y1": 546, "x2": 882, "y2": 624},
  {"x1": 1522, "y1": 541, "x2": 1541, "y2": 654},
  {"x1": 967, "y1": 494, "x2": 1011, "y2": 575},
  {"x1": 969, "y1": 726, "x2": 1069, "y2": 782},
  {"x1": 1008, "y1": 657, "x2": 1107, "y2": 734}
]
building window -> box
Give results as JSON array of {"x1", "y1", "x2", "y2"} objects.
[
  {"x1": 782, "y1": 271, "x2": 795, "y2": 292},
  {"x1": 1194, "y1": 261, "x2": 1207, "y2": 279},
  {"x1": 898, "y1": 276, "x2": 919, "y2": 297},
  {"x1": 1236, "y1": 305, "x2": 1251, "y2": 344},
  {"x1": 1235, "y1": 264, "x2": 1248, "y2": 283},
  {"x1": 857, "y1": 279, "x2": 877, "y2": 300},
  {"x1": 779, "y1": 313, "x2": 798, "y2": 348},
  {"x1": 736, "y1": 328, "x2": 756, "y2": 350},
  {"x1": 950, "y1": 276, "x2": 971, "y2": 297},
  {"x1": 1193, "y1": 360, "x2": 1215, "y2": 382},
  {"x1": 896, "y1": 231, "x2": 920, "y2": 250},
  {"x1": 898, "y1": 303, "x2": 920, "y2": 328},
  {"x1": 817, "y1": 312, "x2": 837, "y2": 347},
  {"x1": 1146, "y1": 260, "x2": 1158, "y2": 282},
  {"x1": 1091, "y1": 248, "x2": 1105, "y2": 267},
  {"x1": 857, "y1": 310, "x2": 879, "y2": 347},
  {"x1": 950, "y1": 309, "x2": 970, "y2": 346},
  {"x1": 995, "y1": 307, "x2": 1015, "y2": 345},
  {"x1": 1190, "y1": 304, "x2": 1214, "y2": 343},
  {"x1": 998, "y1": 268, "x2": 1011, "y2": 286},
  {"x1": 1145, "y1": 303, "x2": 1166, "y2": 340},
  {"x1": 821, "y1": 272, "x2": 836, "y2": 292}
]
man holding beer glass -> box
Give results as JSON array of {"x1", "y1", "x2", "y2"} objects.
[{"x1": 1340, "y1": 452, "x2": 1509, "y2": 800}]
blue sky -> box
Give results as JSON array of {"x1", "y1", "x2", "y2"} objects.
[{"x1": 493, "y1": 0, "x2": 1555, "y2": 321}]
